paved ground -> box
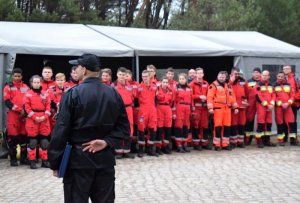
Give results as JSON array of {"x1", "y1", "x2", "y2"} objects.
[{"x1": 0, "y1": 143, "x2": 300, "y2": 203}]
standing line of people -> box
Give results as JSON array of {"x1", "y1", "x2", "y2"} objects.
[{"x1": 4, "y1": 63, "x2": 300, "y2": 166}]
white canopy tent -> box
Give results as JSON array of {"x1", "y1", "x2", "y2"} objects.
[
  {"x1": 187, "y1": 31, "x2": 300, "y2": 77},
  {"x1": 0, "y1": 22, "x2": 134, "y2": 132}
]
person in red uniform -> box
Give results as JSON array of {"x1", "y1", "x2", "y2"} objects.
[
  {"x1": 101, "y1": 68, "x2": 112, "y2": 85},
  {"x1": 41, "y1": 66, "x2": 56, "y2": 91},
  {"x1": 229, "y1": 68, "x2": 248, "y2": 148},
  {"x1": 136, "y1": 70, "x2": 158, "y2": 157},
  {"x1": 255, "y1": 70, "x2": 276, "y2": 148},
  {"x1": 245, "y1": 67, "x2": 261, "y2": 145},
  {"x1": 166, "y1": 67, "x2": 177, "y2": 89},
  {"x1": 174, "y1": 73, "x2": 193, "y2": 153},
  {"x1": 48, "y1": 73, "x2": 67, "y2": 130},
  {"x1": 189, "y1": 67, "x2": 210, "y2": 150},
  {"x1": 25, "y1": 75, "x2": 51, "y2": 169},
  {"x1": 283, "y1": 65, "x2": 300, "y2": 144},
  {"x1": 156, "y1": 76, "x2": 175, "y2": 154},
  {"x1": 188, "y1": 69, "x2": 196, "y2": 84},
  {"x1": 147, "y1": 64, "x2": 161, "y2": 86},
  {"x1": 273, "y1": 71, "x2": 298, "y2": 146},
  {"x1": 3, "y1": 68, "x2": 29, "y2": 166},
  {"x1": 65, "y1": 66, "x2": 79, "y2": 89},
  {"x1": 111, "y1": 67, "x2": 135, "y2": 159},
  {"x1": 207, "y1": 71, "x2": 239, "y2": 151},
  {"x1": 125, "y1": 69, "x2": 139, "y2": 152}
]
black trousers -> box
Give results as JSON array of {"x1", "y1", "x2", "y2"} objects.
[{"x1": 63, "y1": 167, "x2": 115, "y2": 203}]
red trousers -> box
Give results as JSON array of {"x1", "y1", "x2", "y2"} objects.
[
  {"x1": 125, "y1": 106, "x2": 134, "y2": 136},
  {"x1": 137, "y1": 106, "x2": 157, "y2": 131},
  {"x1": 26, "y1": 113, "x2": 50, "y2": 137},
  {"x1": 256, "y1": 103, "x2": 272, "y2": 124},
  {"x1": 213, "y1": 107, "x2": 231, "y2": 147},
  {"x1": 6, "y1": 110, "x2": 26, "y2": 136},
  {"x1": 191, "y1": 108, "x2": 209, "y2": 129},
  {"x1": 231, "y1": 108, "x2": 246, "y2": 144},
  {"x1": 246, "y1": 102, "x2": 256, "y2": 122},
  {"x1": 275, "y1": 106, "x2": 294, "y2": 124},
  {"x1": 157, "y1": 105, "x2": 172, "y2": 128},
  {"x1": 175, "y1": 104, "x2": 191, "y2": 128}
]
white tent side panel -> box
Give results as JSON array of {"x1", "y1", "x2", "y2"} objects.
[{"x1": 234, "y1": 56, "x2": 300, "y2": 79}]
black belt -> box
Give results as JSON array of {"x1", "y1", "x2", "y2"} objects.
[
  {"x1": 158, "y1": 103, "x2": 170, "y2": 105},
  {"x1": 125, "y1": 104, "x2": 132, "y2": 107},
  {"x1": 179, "y1": 102, "x2": 190, "y2": 105},
  {"x1": 32, "y1": 109, "x2": 44, "y2": 112}
]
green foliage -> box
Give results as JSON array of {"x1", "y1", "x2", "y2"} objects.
[{"x1": 0, "y1": 0, "x2": 15, "y2": 20}]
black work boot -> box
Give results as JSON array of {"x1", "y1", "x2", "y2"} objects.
[
  {"x1": 182, "y1": 143, "x2": 190, "y2": 152},
  {"x1": 177, "y1": 146, "x2": 185, "y2": 153},
  {"x1": 156, "y1": 147, "x2": 163, "y2": 155},
  {"x1": 115, "y1": 154, "x2": 123, "y2": 159},
  {"x1": 9, "y1": 147, "x2": 18, "y2": 167},
  {"x1": 10, "y1": 159, "x2": 18, "y2": 167},
  {"x1": 223, "y1": 145, "x2": 232, "y2": 151},
  {"x1": 214, "y1": 146, "x2": 221, "y2": 151},
  {"x1": 137, "y1": 146, "x2": 144, "y2": 158},
  {"x1": 162, "y1": 145, "x2": 172, "y2": 154},
  {"x1": 123, "y1": 153, "x2": 135, "y2": 159},
  {"x1": 30, "y1": 160, "x2": 38, "y2": 169},
  {"x1": 290, "y1": 138, "x2": 300, "y2": 146},
  {"x1": 193, "y1": 145, "x2": 202, "y2": 151},
  {"x1": 41, "y1": 160, "x2": 51, "y2": 168},
  {"x1": 147, "y1": 146, "x2": 159, "y2": 157},
  {"x1": 265, "y1": 136, "x2": 276, "y2": 147},
  {"x1": 256, "y1": 138, "x2": 264, "y2": 148}
]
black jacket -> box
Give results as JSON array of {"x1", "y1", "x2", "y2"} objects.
[{"x1": 48, "y1": 77, "x2": 130, "y2": 170}]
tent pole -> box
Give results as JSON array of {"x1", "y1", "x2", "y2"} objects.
[{"x1": 135, "y1": 55, "x2": 140, "y2": 83}]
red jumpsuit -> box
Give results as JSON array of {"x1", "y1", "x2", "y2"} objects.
[
  {"x1": 65, "y1": 79, "x2": 79, "y2": 88},
  {"x1": 136, "y1": 82, "x2": 157, "y2": 150},
  {"x1": 207, "y1": 81, "x2": 238, "y2": 149},
  {"x1": 128, "y1": 79, "x2": 139, "y2": 146},
  {"x1": 111, "y1": 81, "x2": 135, "y2": 154},
  {"x1": 24, "y1": 89, "x2": 51, "y2": 161},
  {"x1": 41, "y1": 79, "x2": 55, "y2": 91},
  {"x1": 48, "y1": 85, "x2": 66, "y2": 130},
  {"x1": 189, "y1": 79, "x2": 209, "y2": 148},
  {"x1": 245, "y1": 78, "x2": 260, "y2": 142},
  {"x1": 4, "y1": 81, "x2": 29, "y2": 136},
  {"x1": 255, "y1": 81, "x2": 275, "y2": 147},
  {"x1": 156, "y1": 86, "x2": 174, "y2": 151},
  {"x1": 286, "y1": 73, "x2": 300, "y2": 142},
  {"x1": 273, "y1": 80, "x2": 296, "y2": 143},
  {"x1": 168, "y1": 80, "x2": 178, "y2": 90},
  {"x1": 230, "y1": 78, "x2": 248, "y2": 146},
  {"x1": 3, "y1": 81, "x2": 29, "y2": 163},
  {"x1": 174, "y1": 84, "x2": 193, "y2": 149}
]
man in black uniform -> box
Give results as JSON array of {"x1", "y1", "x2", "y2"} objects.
[{"x1": 48, "y1": 54, "x2": 130, "y2": 203}]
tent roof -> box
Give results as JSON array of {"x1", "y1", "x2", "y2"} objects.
[
  {"x1": 0, "y1": 22, "x2": 300, "y2": 58},
  {"x1": 0, "y1": 22, "x2": 133, "y2": 57},
  {"x1": 187, "y1": 31, "x2": 300, "y2": 58},
  {"x1": 88, "y1": 25, "x2": 234, "y2": 56}
]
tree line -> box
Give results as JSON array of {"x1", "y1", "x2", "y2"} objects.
[{"x1": 1, "y1": 0, "x2": 299, "y2": 46}]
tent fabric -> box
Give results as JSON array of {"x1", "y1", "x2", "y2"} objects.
[
  {"x1": 89, "y1": 25, "x2": 300, "y2": 58},
  {"x1": 0, "y1": 22, "x2": 134, "y2": 57},
  {"x1": 188, "y1": 31, "x2": 300, "y2": 58},
  {"x1": 88, "y1": 25, "x2": 234, "y2": 56}
]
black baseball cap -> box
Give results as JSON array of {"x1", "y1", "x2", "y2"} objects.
[{"x1": 69, "y1": 54, "x2": 100, "y2": 71}]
